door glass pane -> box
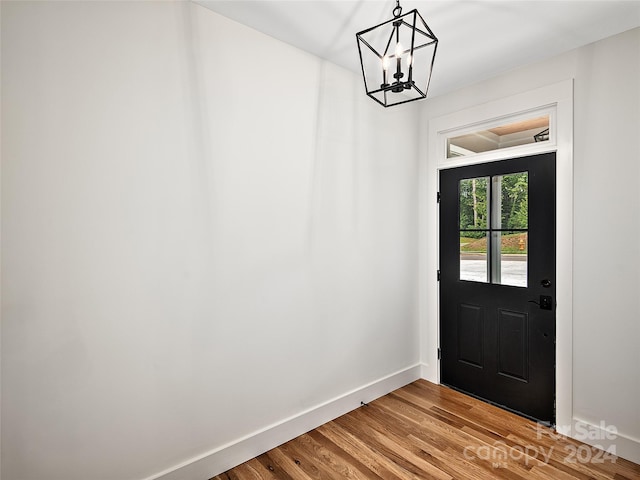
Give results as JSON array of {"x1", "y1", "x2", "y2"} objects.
[
  {"x1": 460, "y1": 232, "x2": 488, "y2": 283},
  {"x1": 459, "y1": 176, "x2": 489, "y2": 283},
  {"x1": 447, "y1": 115, "x2": 549, "y2": 158},
  {"x1": 497, "y1": 231, "x2": 528, "y2": 287},
  {"x1": 498, "y1": 172, "x2": 528, "y2": 229},
  {"x1": 494, "y1": 172, "x2": 528, "y2": 287},
  {"x1": 458, "y1": 173, "x2": 528, "y2": 287},
  {"x1": 459, "y1": 177, "x2": 488, "y2": 230}
]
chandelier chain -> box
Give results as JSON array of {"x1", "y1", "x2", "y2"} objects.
[{"x1": 393, "y1": 0, "x2": 402, "y2": 18}]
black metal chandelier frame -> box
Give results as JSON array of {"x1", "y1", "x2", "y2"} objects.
[{"x1": 356, "y1": 0, "x2": 438, "y2": 108}]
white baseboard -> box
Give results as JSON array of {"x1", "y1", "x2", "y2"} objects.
[
  {"x1": 145, "y1": 364, "x2": 421, "y2": 480},
  {"x1": 568, "y1": 417, "x2": 640, "y2": 465},
  {"x1": 419, "y1": 361, "x2": 436, "y2": 382}
]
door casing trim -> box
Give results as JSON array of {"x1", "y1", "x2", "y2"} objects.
[{"x1": 420, "y1": 79, "x2": 573, "y2": 434}]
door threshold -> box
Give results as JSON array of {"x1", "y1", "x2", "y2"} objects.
[{"x1": 441, "y1": 382, "x2": 555, "y2": 428}]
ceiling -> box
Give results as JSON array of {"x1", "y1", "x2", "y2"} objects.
[{"x1": 194, "y1": 0, "x2": 640, "y2": 99}]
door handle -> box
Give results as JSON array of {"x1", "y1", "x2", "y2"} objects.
[
  {"x1": 539, "y1": 295, "x2": 553, "y2": 310},
  {"x1": 541, "y1": 279, "x2": 552, "y2": 288},
  {"x1": 528, "y1": 295, "x2": 553, "y2": 310}
]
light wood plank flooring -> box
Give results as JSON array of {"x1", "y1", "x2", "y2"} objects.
[{"x1": 212, "y1": 380, "x2": 640, "y2": 479}]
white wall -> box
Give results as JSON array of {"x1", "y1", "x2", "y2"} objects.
[
  {"x1": 419, "y1": 27, "x2": 640, "y2": 461},
  {"x1": 0, "y1": 2, "x2": 421, "y2": 479},
  {"x1": 4, "y1": 1, "x2": 638, "y2": 478}
]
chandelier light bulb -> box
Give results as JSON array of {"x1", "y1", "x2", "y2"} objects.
[
  {"x1": 382, "y1": 55, "x2": 390, "y2": 71},
  {"x1": 395, "y1": 41, "x2": 403, "y2": 58}
]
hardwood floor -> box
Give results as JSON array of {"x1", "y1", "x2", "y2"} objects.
[{"x1": 211, "y1": 380, "x2": 640, "y2": 480}]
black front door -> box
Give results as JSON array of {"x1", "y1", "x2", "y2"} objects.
[{"x1": 439, "y1": 153, "x2": 556, "y2": 424}]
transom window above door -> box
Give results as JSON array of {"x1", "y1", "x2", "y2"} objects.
[{"x1": 447, "y1": 114, "x2": 550, "y2": 158}]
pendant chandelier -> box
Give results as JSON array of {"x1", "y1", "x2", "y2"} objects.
[{"x1": 356, "y1": 0, "x2": 438, "y2": 107}]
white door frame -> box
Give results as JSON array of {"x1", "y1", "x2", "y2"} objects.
[{"x1": 420, "y1": 79, "x2": 574, "y2": 433}]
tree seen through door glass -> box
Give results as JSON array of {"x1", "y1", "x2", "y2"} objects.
[
  {"x1": 459, "y1": 177, "x2": 489, "y2": 282},
  {"x1": 459, "y1": 172, "x2": 528, "y2": 287}
]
